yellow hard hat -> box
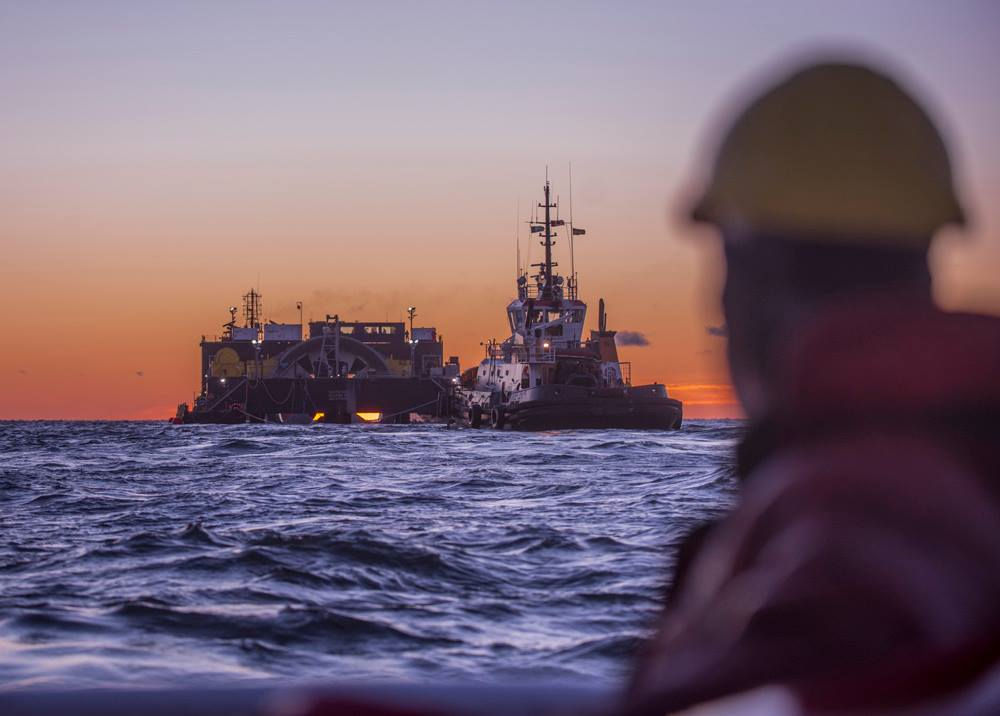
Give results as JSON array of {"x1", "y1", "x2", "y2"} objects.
[{"x1": 691, "y1": 62, "x2": 966, "y2": 246}]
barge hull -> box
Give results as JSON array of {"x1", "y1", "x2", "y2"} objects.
[{"x1": 180, "y1": 376, "x2": 451, "y2": 424}]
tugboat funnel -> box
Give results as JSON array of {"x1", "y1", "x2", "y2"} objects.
[{"x1": 592, "y1": 298, "x2": 620, "y2": 363}]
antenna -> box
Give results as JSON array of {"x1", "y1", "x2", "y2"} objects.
[
  {"x1": 569, "y1": 162, "x2": 575, "y2": 293},
  {"x1": 526, "y1": 203, "x2": 533, "y2": 270},
  {"x1": 515, "y1": 197, "x2": 521, "y2": 279}
]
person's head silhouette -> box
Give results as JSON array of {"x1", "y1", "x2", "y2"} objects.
[
  {"x1": 628, "y1": 58, "x2": 1000, "y2": 716},
  {"x1": 690, "y1": 62, "x2": 965, "y2": 422}
]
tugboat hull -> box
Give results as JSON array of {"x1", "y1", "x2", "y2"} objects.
[{"x1": 461, "y1": 383, "x2": 682, "y2": 431}]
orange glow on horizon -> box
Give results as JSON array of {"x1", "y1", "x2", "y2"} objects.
[{"x1": 3, "y1": 5, "x2": 998, "y2": 421}]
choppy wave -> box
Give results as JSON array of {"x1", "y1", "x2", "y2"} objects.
[{"x1": 0, "y1": 420, "x2": 741, "y2": 690}]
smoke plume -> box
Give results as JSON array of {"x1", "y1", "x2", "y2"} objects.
[{"x1": 616, "y1": 331, "x2": 650, "y2": 347}]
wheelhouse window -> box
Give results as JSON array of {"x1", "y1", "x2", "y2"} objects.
[{"x1": 508, "y1": 310, "x2": 524, "y2": 333}]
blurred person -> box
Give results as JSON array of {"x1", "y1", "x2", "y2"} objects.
[{"x1": 625, "y1": 61, "x2": 1000, "y2": 715}]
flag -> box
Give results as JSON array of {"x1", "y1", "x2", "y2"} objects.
[
  {"x1": 572, "y1": 227, "x2": 586, "y2": 236},
  {"x1": 550, "y1": 219, "x2": 565, "y2": 227}
]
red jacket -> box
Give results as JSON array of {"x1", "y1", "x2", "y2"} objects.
[{"x1": 627, "y1": 296, "x2": 1000, "y2": 715}]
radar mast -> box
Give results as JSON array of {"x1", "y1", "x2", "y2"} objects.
[{"x1": 530, "y1": 179, "x2": 559, "y2": 299}]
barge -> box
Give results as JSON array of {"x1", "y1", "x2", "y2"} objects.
[{"x1": 173, "y1": 292, "x2": 459, "y2": 424}]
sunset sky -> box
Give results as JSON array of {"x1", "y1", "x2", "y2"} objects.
[{"x1": 2, "y1": 1, "x2": 998, "y2": 419}]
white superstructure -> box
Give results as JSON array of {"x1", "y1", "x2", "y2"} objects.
[{"x1": 469, "y1": 179, "x2": 626, "y2": 401}]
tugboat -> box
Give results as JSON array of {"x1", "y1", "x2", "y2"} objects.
[{"x1": 456, "y1": 178, "x2": 683, "y2": 430}]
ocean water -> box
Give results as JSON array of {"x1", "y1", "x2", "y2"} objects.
[{"x1": 0, "y1": 420, "x2": 741, "y2": 691}]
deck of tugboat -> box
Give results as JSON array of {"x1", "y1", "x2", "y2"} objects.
[{"x1": 489, "y1": 342, "x2": 604, "y2": 363}]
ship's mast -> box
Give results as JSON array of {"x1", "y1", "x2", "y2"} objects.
[
  {"x1": 537, "y1": 179, "x2": 557, "y2": 298},
  {"x1": 243, "y1": 289, "x2": 262, "y2": 329}
]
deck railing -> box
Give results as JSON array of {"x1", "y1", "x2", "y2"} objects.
[
  {"x1": 517, "y1": 280, "x2": 578, "y2": 301},
  {"x1": 486, "y1": 343, "x2": 556, "y2": 363}
]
